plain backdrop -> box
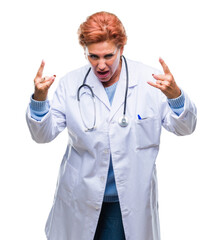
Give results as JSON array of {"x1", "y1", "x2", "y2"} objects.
[{"x1": 0, "y1": 0, "x2": 214, "y2": 239}]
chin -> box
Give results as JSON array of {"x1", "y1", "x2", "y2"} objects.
[{"x1": 99, "y1": 78, "x2": 111, "y2": 83}]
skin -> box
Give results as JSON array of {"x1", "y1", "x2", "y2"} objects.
[
  {"x1": 86, "y1": 41, "x2": 124, "y2": 87},
  {"x1": 33, "y1": 42, "x2": 180, "y2": 101},
  {"x1": 148, "y1": 57, "x2": 181, "y2": 99},
  {"x1": 33, "y1": 60, "x2": 55, "y2": 101}
]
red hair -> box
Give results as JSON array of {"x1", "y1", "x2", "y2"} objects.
[{"x1": 78, "y1": 11, "x2": 127, "y2": 48}]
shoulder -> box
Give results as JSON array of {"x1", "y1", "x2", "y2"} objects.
[
  {"x1": 125, "y1": 58, "x2": 161, "y2": 87},
  {"x1": 125, "y1": 58, "x2": 163, "y2": 102},
  {"x1": 60, "y1": 64, "x2": 91, "y2": 85},
  {"x1": 56, "y1": 64, "x2": 91, "y2": 95}
]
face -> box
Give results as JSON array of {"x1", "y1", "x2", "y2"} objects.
[{"x1": 85, "y1": 41, "x2": 124, "y2": 86}]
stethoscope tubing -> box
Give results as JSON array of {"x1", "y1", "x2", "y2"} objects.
[
  {"x1": 122, "y1": 55, "x2": 129, "y2": 116},
  {"x1": 77, "y1": 55, "x2": 129, "y2": 130},
  {"x1": 77, "y1": 68, "x2": 92, "y2": 101}
]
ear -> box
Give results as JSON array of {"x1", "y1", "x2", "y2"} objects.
[{"x1": 120, "y1": 46, "x2": 124, "y2": 56}]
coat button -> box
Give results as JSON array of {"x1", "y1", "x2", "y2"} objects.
[
  {"x1": 123, "y1": 209, "x2": 130, "y2": 216},
  {"x1": 103, "y1": 149, "x2": 109, "y2": 154},
  {"x1": 100, "y1": 176, "x2": 105, "y2": 182},
  {"x1": 95, "y1": 205, "x2": 100, "y2": 211}
]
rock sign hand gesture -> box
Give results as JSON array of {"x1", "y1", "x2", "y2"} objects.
[
  {"x1": 33, "y1": 60, "x2": 56, "y2": 101},
  {"x1": 148, "y1": 58, "x2": 181, "y2": 99}
]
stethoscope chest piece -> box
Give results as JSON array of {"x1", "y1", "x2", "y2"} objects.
[{"x1": 118, "y1": 115, "x2": 129, "y2": 127}]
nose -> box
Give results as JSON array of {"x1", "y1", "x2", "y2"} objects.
[{"x1": 98, "y1": 59, "x2": 106, "y2": 71}]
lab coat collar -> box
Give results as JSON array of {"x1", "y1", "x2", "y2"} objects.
[{"x1": 119, "y1": 57, "x2": 138, "y2": 88}]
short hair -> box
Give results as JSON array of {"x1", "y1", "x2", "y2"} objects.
[{"x1": 78, "y1": 11, "x2": 127, "y2": 48}]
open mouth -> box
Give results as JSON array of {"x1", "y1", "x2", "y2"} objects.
[
  {"x1": 97, "y1": 71, "x2": 109, "y2": 75},
  {"x1": 97, "y1": 71, "x2": 110, "y2": 78}
]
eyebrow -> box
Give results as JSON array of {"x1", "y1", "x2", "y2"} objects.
[
  {"x1": 88, "y1": 48, "x2": 117, "y2": 56},
  {"x1": 88, "y1": 52, "x2": 114, "y2": 56}
]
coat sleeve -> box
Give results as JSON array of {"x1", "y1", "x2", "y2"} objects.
[
  {"x1": 160, "y1": 90, "x2": 197, "y2": 136},
  {"x1": 26, "y1": 78, "x2": 67, "y2": 143}
]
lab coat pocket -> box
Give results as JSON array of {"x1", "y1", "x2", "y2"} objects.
[
  {"x1": 58, "y1": 161, "x2": 78, "y2": 206},
  {"x1": 135, "y1": 116, "x2": 161, "y2": 149}
]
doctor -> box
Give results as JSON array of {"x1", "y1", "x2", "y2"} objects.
[{"x1": 26, "y1": 11, "x2": 197, "y2": 240}]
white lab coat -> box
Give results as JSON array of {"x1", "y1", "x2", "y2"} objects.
[{"x1": 26, "y1": 58, "x2": 197, "y2": 240}]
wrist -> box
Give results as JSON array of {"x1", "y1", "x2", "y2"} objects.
[
  {"x1": 30, "y1": 94, "x2": 49, "y2": 111},
  {"x1": 33, "y1": 91, "x2": 47, "y2": 101},
  {"x1": 167, "y1": 88, "x2": 181, "y2": 99},
  {"x1": 168, "y1": 90, "x2": 185, "y2": 108}
]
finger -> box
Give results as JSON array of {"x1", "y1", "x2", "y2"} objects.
[
  {"x1": 39, "y1": 76, "x2": 47, "y2": 83},
  {"x1": 44, "y1": 76, "x2": 56, "y2": 88},
  {"x1": 156, "y1": 80, "x2": 172, "y2": 91},
  {"x1": 44, "y1": 75, "x2": 56, "y2": 83},
  {"x1": 159, "y1": 57, "x2": 170, "y2": 74},
  {"x1": 152, "y1": 74, "x2": 166, "y2": 81},
  {"x1": 36, "y1": 59, "x2": 45, "y2": 78},
  {"x1": 147, "y1": 81, "x2": 163, "y2": 90},
  {"x1": 156, "y1": 80, "x2": 163, "y2": 86},
  {"x1": 35, "y1": 75, "x2": 47, "y2": 85},
  {"x1": 35, "y1": 75, "x2": 56, "y2": 88}
]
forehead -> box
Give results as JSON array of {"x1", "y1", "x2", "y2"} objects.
[{"x1": 86, "y1": 41, "x2": 117, "y2": 55}]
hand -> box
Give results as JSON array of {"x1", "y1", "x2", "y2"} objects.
[
  {"x1": 147, "y1": 58, "x2": 181, "y2": 99},
  {"x1": 33, "y1": 60, "x2": 56, "y2": 101}
]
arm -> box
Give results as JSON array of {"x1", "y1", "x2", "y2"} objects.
[
  {"x1": 26, "y1": 60, "x2": 66, "y2": 143},
  {"x1": 161, "y1": 90, "x2": 197, "y2": 136}
]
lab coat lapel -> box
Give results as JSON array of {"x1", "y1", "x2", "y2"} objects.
[
  {"x1": 86, "y1": 70, "x2": 111, "y2": 110},
  {"x1": 109, "y1": 58, "x2": 137, "y2": 121}
]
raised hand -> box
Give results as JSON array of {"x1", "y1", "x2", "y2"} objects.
[
  {"x1": 147, "y1": 58, "x2": 181, "y2": 99},
  {"x1": 33, "y1": 60, "x2": 56, "y2": 101}
]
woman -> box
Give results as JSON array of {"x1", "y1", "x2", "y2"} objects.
[{"x1": 26, "y1": 11, "x2": 197, "y2": 240}]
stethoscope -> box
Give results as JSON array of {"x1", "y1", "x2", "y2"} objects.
[{"x1": 77, "y1": 55, "x2": 129, "y2": 132}]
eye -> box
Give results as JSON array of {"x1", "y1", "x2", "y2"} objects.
[
  {"x1": 104, "y1": 54, "x2": 114, "y2": 60},
  {"x1": 89, "y1": 54, "x2": 99, "y2": 60}
]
